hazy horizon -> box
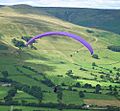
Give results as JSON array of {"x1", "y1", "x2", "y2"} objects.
[{"x1": 0, "y1": 0, "x2": 120, "y2": 9}]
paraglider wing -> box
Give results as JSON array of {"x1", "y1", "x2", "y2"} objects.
[{"x1": 26, "y1": 32, "x2": 94, "y2": 55}]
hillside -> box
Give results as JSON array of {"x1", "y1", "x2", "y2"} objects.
[
  {"x1": 0, "y1": 6, "x2": 120, "y2": 111},
  {"x1": 7, "y1": 4, "x2": 120, "y2": 34}
]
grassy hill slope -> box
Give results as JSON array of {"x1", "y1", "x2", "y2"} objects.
[
  {"x1": 6, "y1": 4, "x2": 120, "y2": 34},
  {"x1": 0, "y1": 6, "x2": 120, "y2": 110}
]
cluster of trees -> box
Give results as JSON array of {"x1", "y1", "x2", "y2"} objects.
[
  {"x1": 30, "y1": 86, "x2": 43, "y2": 103},
  {"x1": 99, "y1": 71, "x2": 120, "y2": 83},
  {"x1": 22, "y1": 65, "x2": 43, "y2": 76},
  {"x1": 21, "y1": 36, "x2": 36, "y2": 44},
  {"x1": 5, "y1": 80, "x2": 43, "y2": 104},
  {"x1": 56, "y1": 86, "x2": 63, "y2": 103},
  {"x1": 100, "y1": 73, "x2": 114, "y2": 82},
  {"x1": 66, "y1": 70, "x2": 80, "y2": 79},
  {"x1": 0, "y1": 77, "x2": 84, "y2": 109},
  {"x1": 4, "y1": 87, "x2": 17, "y2": 104},
  {"x1": 107, "y1": 45, "x2": 120, "y2": 52},
  {"x1": 74, "y1": 82, "x2": 81, "y2": 88},
  {"x1": 1, "y1": 77, "x2": 43, "y2": 105},
  {"x1": 113, "y1": 67, "x2": 120, "y2": 72},
  {"x1": 115, "y1": 72, "x2": 120, "y2": 82},
  {"x1": 83, "y1": 83, "x2": 93, "y2": 89},
  {"x1": 22, "y1": 65, "x2": 55, "y2": 87},
  {"x1": 41, "y1": 79, "x2": 54, "y2": 87},
  {"x1": 64, "y1": 82, "x2": 102, "y2": 95},
  {"x1": 12, "y1": 38, "x2": 25, "y2": 48},
  {"x1": 21, "y1": 36, "x2": 32, "y2": 42},
  {"x1": 22, "y1": 36, "x2": 37, "y2": 50},
  {"x1": 15, "y1": 84, "x2": 42, "y2": 102},
  {"x1": 103, "y1": 106, "x2": 120, "y2": 111},
  {"x1": 108, "y1": 85, "x2": 119, "y2": 96},
  {"x1": 1, "y1": 71, "x2": 8, "y2": 78},
  {"x1": 79, "y1": 68, "x2": 88, "y2": 71},
  {"x1": 91, "y1": 63, "x2": 119, "y2": 83}
]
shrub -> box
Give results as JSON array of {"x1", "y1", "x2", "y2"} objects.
[
  {"x1": 79, "y1": 91, "x2": 85, "y2": 98},
  {"x1": 107, "y1": 45, "x2": 120, "y2": 52},
  {"x1": 92, "y1": 54, "x2": 99, "y2": 59},
  {"x1": 92, "y1": 62, "x2": 96, "y2": 66},
  {"x1": 86, "y1": 29, "x2": 94, "y2": 33}
]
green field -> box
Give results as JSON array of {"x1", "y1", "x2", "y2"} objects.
[{"x1": 0, "y1": 105, "x2": 91, "y2": 111}]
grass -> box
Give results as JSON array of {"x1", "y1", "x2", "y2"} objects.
[
  {"x1": 84, "y1": 93, "x2": 116, "y2": 100},
  {"x1": 16, "y1": 66, "x2": 44, "y2": 81},
  {"x1": 0, "y1": 105, "x2": 60, "y2": 111},
  {"x1": 0, "y1": 86, "x2": 10, "y2": 100},
  {"x1": 13, "y1": 91, "x2": 38, "y2": 103},
  {"x1": 8, "y1": 74, "x2": 52, "y2": 92},
  {"x1": 62, "y1": 90, "x2": 83, "y2": 105},
  {"x1": 43, "y1": 92, "x2": 58, "y2": 103}
]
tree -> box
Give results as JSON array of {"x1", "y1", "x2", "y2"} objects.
[
  {"x1": 92, "y1": 62, "x2": 96, "y2": 66},
  {"x1": 92, "y1": 54, "x2": 99, "y2": 59},
  {"x1": 107, "y1": 45, "x2": 120, "y2": 52},
  {"x1": 108, "y1": 85, "x2": 113, "y2": 95},
  {"x1": 4, "y1": 95, "x2": 13, "y2": 104},
  {"x1": 86, "y1": 29, "x2": 94, "y2": 33},
  {"x1": 57, "y1": 86, "x2": 63, "y2": 103},
  {"x1": 30, "y1": 86, "x2": 43, "y2": 102},
  {"x1": 66, "y1": 70, "x2": 73, "y2": 75},
  {"x1": 75, "y1": 82, "x2": 81, "y2": 88},
  {"x1": 79, "y1": 91, "x2": 85, "y2": 98},
  {"x1": 95, "y1": 84, "x2": 101, "y2": 94},
  {"x1": 84, "y1": 83, "x2": 92, "y2": 88},
  {"x1": 68, "y1": 86, "x2": 72, "y2": 91},
  {"x1": 41, "y1": 79, "x2": 54, "y2": 87},
  {"x1": 2, "y1": 71, "x2": 8, "y2": 78},
  {"x1": 113, "y1": 86, "x2": 118, "y2": 96},
  {"x1": 4, "y1": 87, "x2": 17, "y2": 105},
  {"x1": 109, "y1": 70, "x2": 113, "y2": 73},
  {"x1": 8, "y1": 88, "x2": 17, "y2": 97},
  {"x1": 109, "y1": 85, "x2": 112, "y2": 91},
  {"x1": 104, "y1": 106, "x2": 120, "y2": 111},
  {"x1": 116, "y1": 72, "x2": 120, "y2": 81},
  {"x1": 106, "y1": 74, "x2": 110, "y2": 80},
  {"x1": 21, "y1": 100, "x2": 27, "y2": 105},
  {"x1": 100, "y1": 75, "x2": 104, "y2": 79}
]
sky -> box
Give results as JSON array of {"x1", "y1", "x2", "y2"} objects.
[{"x1": 0, "y1": 0, "x2": 120, "y2": 9}]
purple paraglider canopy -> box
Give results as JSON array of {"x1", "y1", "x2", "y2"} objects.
[{"x1": 26, "y1": 31, "x2": 94, "y2": 55}]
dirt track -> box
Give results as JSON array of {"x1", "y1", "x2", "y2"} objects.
[{"x1": 84, "y1": 99, "x2": 120, "y2": 107}]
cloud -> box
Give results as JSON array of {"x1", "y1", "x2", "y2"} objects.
[{"x1": 0, "y1": 0, "x2": 120, "y2": 9}]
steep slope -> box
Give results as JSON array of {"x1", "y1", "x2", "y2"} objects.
[
  {"x1": 0, "y1": 6, "x2": 120, "y2": 109},
  {"x1": 5, "y1": 4, "x2": 120, "y2": 34},
  {"x1": 36, "y1": 7, "x2": 120, "y2": 34},
  {"x1": 0, "y1": 5, "x2": 120, "y2": 72}
]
